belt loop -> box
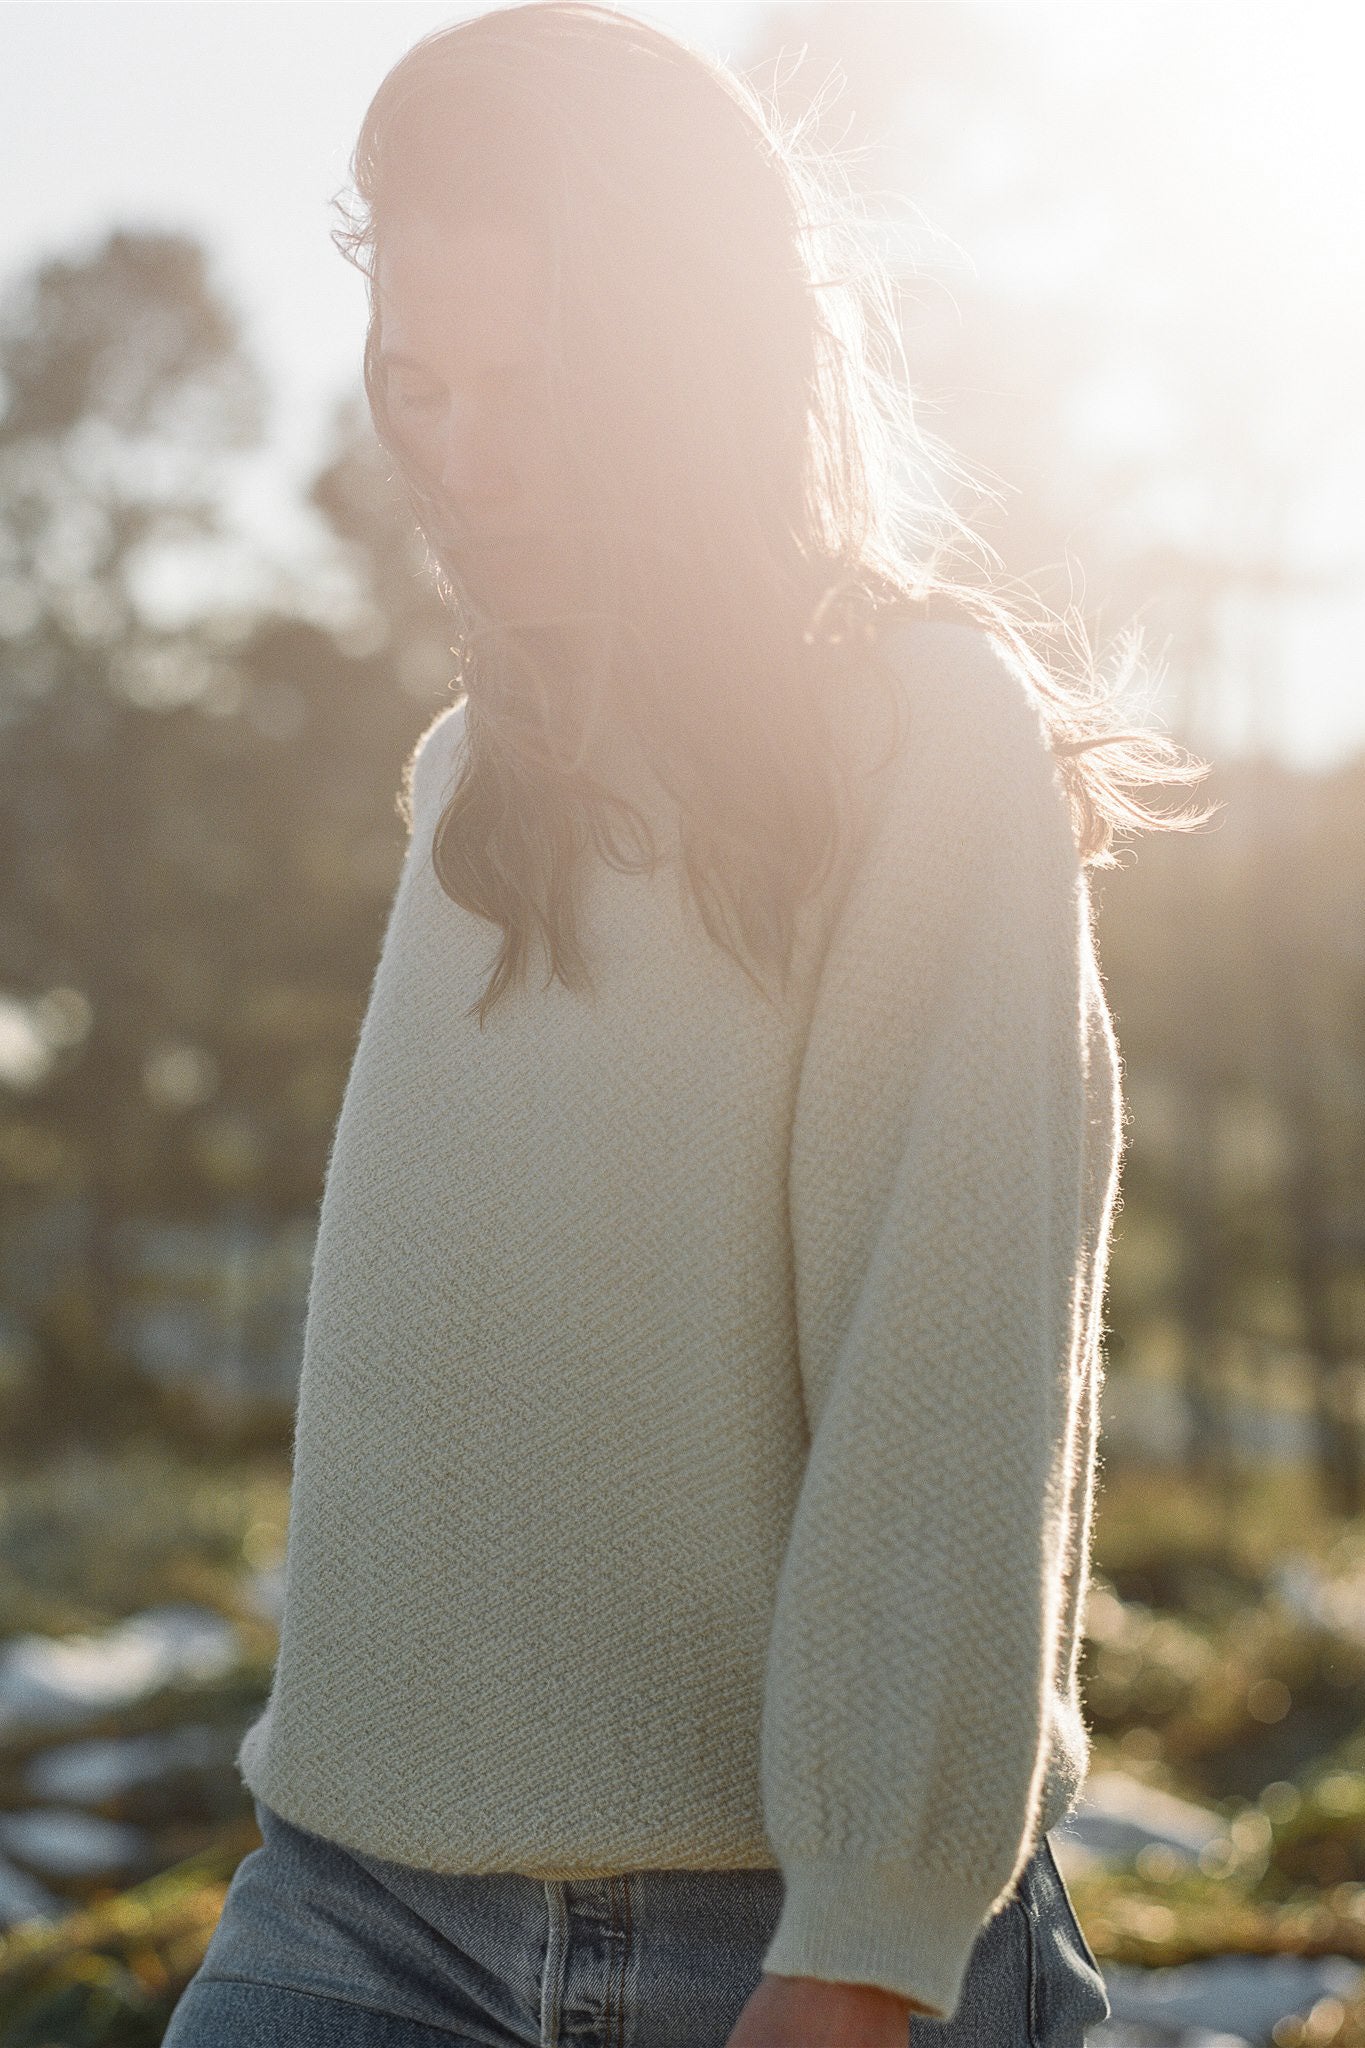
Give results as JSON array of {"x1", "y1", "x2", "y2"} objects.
[{"x1": 540, "y1": 1879, "x2": 567, "y2": 2048}]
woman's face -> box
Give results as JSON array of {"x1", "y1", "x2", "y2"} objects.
[{"x1": 373, "y1": 211, "x2": 586, "y2": 624}]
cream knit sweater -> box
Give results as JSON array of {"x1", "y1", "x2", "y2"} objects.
[{"x1": 237, "y1": 617, "x2": 1125, "y2": 2020}]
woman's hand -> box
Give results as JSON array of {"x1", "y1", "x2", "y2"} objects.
[{"x1": 724, "y1": 1971, "x2": 934, "y2": 2046}]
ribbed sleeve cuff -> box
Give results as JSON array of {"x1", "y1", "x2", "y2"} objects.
[{"x1": 760, "y1": 1856, "x2": 999, "y2": 2020}]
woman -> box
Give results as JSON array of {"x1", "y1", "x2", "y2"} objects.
[{"x1": 163, "y1": 5, "x2": 1211, "y2": 2043}]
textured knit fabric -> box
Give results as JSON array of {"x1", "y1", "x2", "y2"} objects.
[{"x1": 236, "y1": 616, "x2": 1126, "y2": 2021}]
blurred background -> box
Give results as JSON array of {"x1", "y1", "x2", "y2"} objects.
[{"x1": 0, "y1": 5, "x2": 1363, "y2": 2043}]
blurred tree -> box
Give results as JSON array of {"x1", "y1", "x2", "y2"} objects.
[
  {"x1": 0, "y1": 228, "x2": 267, "y2": 1439},
  {"x1": 0, "y1": 229, "x2": 264, "y2": 635},
  {"x1": 0, "y1": 231, "x2": 453, "y2": 1452}
]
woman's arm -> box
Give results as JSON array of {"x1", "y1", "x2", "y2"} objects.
[{"x1": 755, "y1": 622, "x2": 1125, "y2": 2021}]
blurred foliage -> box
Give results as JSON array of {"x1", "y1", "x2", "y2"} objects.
[
  {"x1": 0, "y1": 1441, "x2": 288, "y2": 1644},
  {"x1": 0, "y1": 1822, "x2": 255, "y2": 2048},
  {"x1": 1061, "y1": 1465, "x2": 1365, "y2": 2044}
]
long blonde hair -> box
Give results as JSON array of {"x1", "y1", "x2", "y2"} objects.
[{"x1": 335, "y1": 0, "x2": 1214, "y2": 1025}]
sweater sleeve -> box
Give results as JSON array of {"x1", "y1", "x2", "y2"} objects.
[{"x1": 758, "y1": 621, "x2": 1121, "y2": 2018}]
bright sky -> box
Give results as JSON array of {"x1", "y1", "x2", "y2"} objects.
[{"x1": 3, "y1": 2, "x2": 1363, "y2": 771}]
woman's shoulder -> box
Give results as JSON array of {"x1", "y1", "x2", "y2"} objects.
[
  {"x1": 872, "y1": 598, "x2": 1042, "y2": 727},
  {"x1": 852, "y1": 600, "x2": 1056, "y2": 786},
  {"x1": 843, "y1": 601, "x2": 1077, "y2": 878}
]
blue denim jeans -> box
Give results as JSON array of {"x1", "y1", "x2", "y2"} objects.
[{"x1": 161, "y1": 1797, "x2": 1110, "y2": 2046}]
